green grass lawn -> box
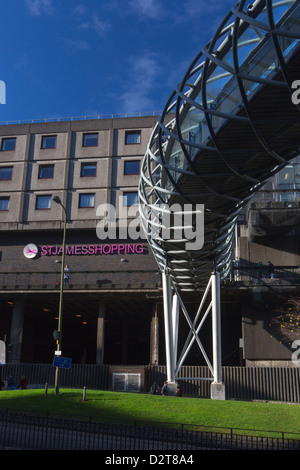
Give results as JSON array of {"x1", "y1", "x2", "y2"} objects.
[{"x1": 0, "y1": 388, "x2": 299, "y2": 438}]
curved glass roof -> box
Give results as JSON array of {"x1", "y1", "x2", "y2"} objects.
[{"x1": 139, "y1": 0, "x2": 300, "y2": 291}]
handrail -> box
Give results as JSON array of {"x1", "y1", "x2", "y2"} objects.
[{"x1": 0, "y1": 111, "x2": 161, "y2": 126}]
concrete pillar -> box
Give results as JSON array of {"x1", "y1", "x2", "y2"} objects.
[
  {"x1": 150, "y1": 302, "x2": 159, "y2": 365},
  {"x1": 9, "y1": 299, "x2": 24, "y2": 363},
  {"x1": 96, "y1": 300, "x2": 105, "y2": 365}
]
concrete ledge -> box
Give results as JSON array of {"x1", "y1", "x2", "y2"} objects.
[{"x1": 210, "y1": 381, "x2": 226, "y2": 400}]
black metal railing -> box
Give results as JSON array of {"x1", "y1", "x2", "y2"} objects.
[
  {"x1": 0, "y1": 270, "x2": 161, "y2": 290},
  {"x1": 0, "y1": 265, "x2": 299, "y2": 290},
  {"x1": 232, "y1": 265, "x2": 300, "y2": 284},
  {"x1": 0, "y1": 409, "x2": 299, "y2": 451}
]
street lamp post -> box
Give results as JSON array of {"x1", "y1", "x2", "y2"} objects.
[{"x1": 53, "y1": 195, "x2": 67, "y2": 395}]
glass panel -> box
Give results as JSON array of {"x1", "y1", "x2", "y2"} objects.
[
  {"x1": 79, "y1": 193, "x2": 95, "y2": 207},
  {"x1": 124, "y1": 192, "x2": 139, "y2": 205},
  {"x1": 36, "y1": 195, "x2": 51, "y2": 209},
  {"x1": 83, "y1": 133, "x2": 98, "y2": 147},
  {"x1": 1, "y1": 138, "x2": 16, "y2": 151},
  {"x1": 0, "y1": 197, "x2": 9, "y2": 210},
  {"x1": 0, "y1": 167, "x2": 13, "y2": 180},
  {"x1": 125, "y1": 131, "x2": 141, "y2": 144},
  {"x1": 279, "y1": 166, "x2": 295, "y2": 186},
  {"x1": 124, "y1": 161, "x2": 140, "y2": 174},
  {"x1": 81, "y1": 163, "x2": 97, "y2": 177},
  {"x1": 41, "y1": 135, "x2": 56, "y2": 149},
  {"x1": 39, "y1": 165, "x2": 54, "y2": 179}
]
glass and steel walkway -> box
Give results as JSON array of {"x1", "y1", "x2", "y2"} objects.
[
  {"x1": 139, "y1": 0, "x2": 300, "y2": 292},
  {"x1": 138, "y1": 0, "x2": 300, "y2": 394}
]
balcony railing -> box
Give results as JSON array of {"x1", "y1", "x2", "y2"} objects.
[
  {"x1": 0, "y1": 270, "x2": 162, "y2": 291},
  {"x1": 231, "y1": 265, "x2": 300, "y2": 285}
]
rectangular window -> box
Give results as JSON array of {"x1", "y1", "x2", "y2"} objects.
[
  {"x1": 38, "y1": 164, "x2": 54, "y2": 179},
  {"x1": 81, "y1": 163, "x2": 97, "y2": 177},
  {"x1": 125, "y1": 130, "x2": 141, "y2": 145},
  {"x1": 41, "y1": 135, "x2": 56, "y2": 149},
  {"x1": 124, "y1": 160, "x2": 140, "y2": 175},
  {"x1": 0, "y1": 197, "x2": 9, "y2": 210},
  {"x1": 36, "y1": 195, "x2": 52, "y2": 210},
  {"x1": 1, "y1": 137, "x2": 16, "y2": 151},
  {"x1": 79, "y1": 193, "x2": 95, "y2": 208},
  {"x1": 0, "y1": 166, "x2": 13, "y2": 180},
  {"x1": 123, "y1": 191, "x2": 139, "y2": 206},
  {"x1": 83, "y1": 133, "x2": 98, "y2": 147}
]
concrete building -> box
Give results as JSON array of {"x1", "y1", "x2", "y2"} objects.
[
  {"x1": 0, "y1": 114, "x2": 299, "y2": 369},
  {"x1": 0, "y1": 115, "x2": 163, "y2": 365}
]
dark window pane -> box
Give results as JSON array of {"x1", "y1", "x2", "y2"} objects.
[
  {"x1": 1, "y1": 138, "x2": 16, "y2": 151},
  {"x1": 83, "y1": 133, "x2": 98, "y2": 147},
  {"x1": 36, "y1": 195, "x2": 51, "y2": 209},
  {"x1": 41, "y1": 135, "x2": 56, "y2": 149},
  {"x1": 124, "y1": 161, "x2": 140, "y2": 175},
  {"x1": 39, "y1": 165, "x2": 54, "y2": 179},
  {"x1": 0, "y1": 167, "x2": 13, "y2": 180},
  {"x1": 125, "y1": 131, "x2": 141, "y2": 144},
  {"x1": 79, "y1": 193, "x2": 95, "y2": 207},
  {"x1": 0, "y1": 197, "x2": 9, "y2": 210},
  {"x1": 81, "y1": 163, "x2": 97, "y2": 177}
]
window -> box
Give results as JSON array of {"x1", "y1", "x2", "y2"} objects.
[
  {"x1": 124, "y1": 160, "x2": 140, "y2": 175},
  {"x1": 0, "y1": 197, "x2": 9, "y2": 210},
  {"x1": 36, "y1": 195, "x2": 51, "y2": 210},
  {"x1": 1, "y1": 137, "x2": 16, "y2": 151},
  {"x1": 79, "y1": 193, "x2": 95, "y2": 208},
  {"x1": 125, "y1": 130, "x2": 141, "y2": 145},
  {"x1": 41, "y1": 135, "x2": 56, "y2": 149},
  {"x1": 0, "y1": 166, "x2": 13, "y2": 180},
  {"x1": 83, "y1": 133, "x2": 98, "y2": 147},
  {"x1": 38, "y1": 165, "x2": 54, "y2": 179},
  {"x1": 81, "y1": 163, "x2": 97, "y2": 177},
  {"x1": 123, "y1": 191, "x2": 139, "y2": 206}
]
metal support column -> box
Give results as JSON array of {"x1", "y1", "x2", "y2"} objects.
[
  {"x1": 211, "y1": 271, "x2": 225, "y2": 399},
  {"x1": 172, "y1": 293, "x2": 179, "y2": 368},
  {"x1": 162, "y1": 268, "x2": 175, "y2": 384}
]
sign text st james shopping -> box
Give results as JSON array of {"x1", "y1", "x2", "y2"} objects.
[{"x1": 24, "y1": 243, "x2": 145, "y2": 258}]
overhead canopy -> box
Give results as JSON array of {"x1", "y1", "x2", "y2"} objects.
[{"x1": 139, "y1": 0, "x2": 300, "y2": 291}]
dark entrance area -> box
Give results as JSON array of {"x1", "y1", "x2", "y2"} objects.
[{"x1": 0, "y1": 292, "x2": 154, "y2": 365}]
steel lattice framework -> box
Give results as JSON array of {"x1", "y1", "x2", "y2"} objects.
[
  {"x1": 138, "y1": 0, "x2": 300, "y2": 393},
  {"x1": 139, "y1": 0, "x2": 300, "y2": 292}
]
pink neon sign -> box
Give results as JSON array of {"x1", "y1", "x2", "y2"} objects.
[{"x1": 40, "y1": 244, "x2": 144, "y2": 256}]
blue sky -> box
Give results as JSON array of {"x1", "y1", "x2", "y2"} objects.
[{"x1": 0, "y1": 0, "x2": 235, "y2": 123}]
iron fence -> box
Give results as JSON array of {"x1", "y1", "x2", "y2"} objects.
[
  {"x1": 1, "y1": 364, "x2": 300, "y2": 402},
  {"x1": 0, "y1": 409, "x2": 299, "y2": 450}
]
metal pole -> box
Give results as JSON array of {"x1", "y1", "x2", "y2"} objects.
[
  {"x1": 172, "y1": 294, "x2": 179, "y2": 371},
  {"x1": 54, "y1": 197, "x2": 67, "y2": 395},
  {"x1": 162, "y1": 269, "x2": 175, "y2": 383},
  {"x1": 211, "y1": 271, "x2": 222, "y2": 383}
]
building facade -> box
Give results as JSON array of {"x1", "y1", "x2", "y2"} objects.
[
  {"x1": 0, "y1": 114, "x2": 299, "y2": 368},
  {"x1": 0, "y1": 115, "x2": 164, "y2": 365}
]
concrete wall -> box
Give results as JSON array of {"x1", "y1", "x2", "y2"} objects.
[{"x1": 0, "y1": 116, "x2": 157, "y2": 232}]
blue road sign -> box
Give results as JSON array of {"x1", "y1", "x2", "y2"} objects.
[{"x1": 53, "y1": 356, "x2": 72, "y2": 369}]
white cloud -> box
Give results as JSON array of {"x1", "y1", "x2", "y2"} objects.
[
  {"x1": 60, "y1": 37, "x2": 90, "y2": 54},
  {"x1": 25, "y1": 0, "x2": 54, "y2": 16},
  {"x1": 72, "y1": 4, "x2": 86, "y2": 16},
  {"x1": 120, "y1": 53, "x2": 161, "y2": 113},
  {"x1": 128, "y1": 0, "x2": 162, "y2": 19},
  {"x1": 183, "y1": 0, "x2": 233, "y2": 15},
  {"x1": 79, "y1": 13, "x2": 110, "y2": 37}
]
